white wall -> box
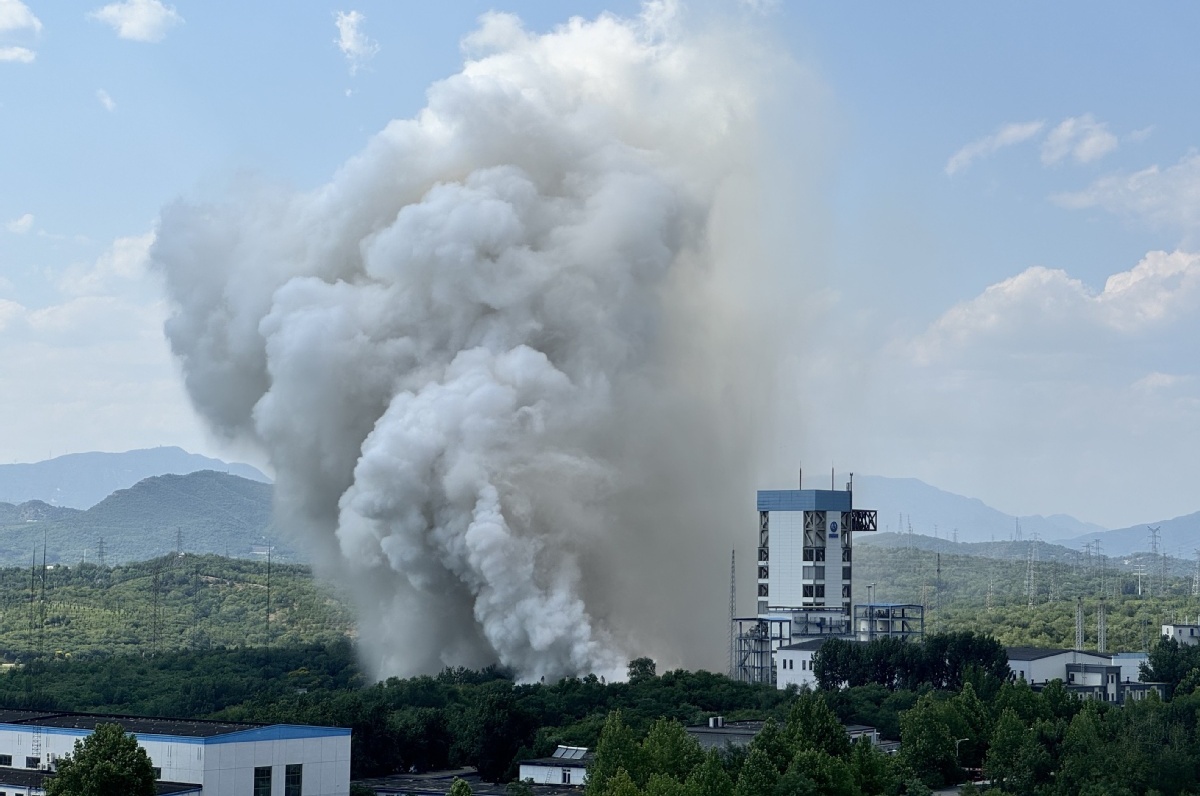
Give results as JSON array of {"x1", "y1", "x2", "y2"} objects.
[
  {"x1": 775, "y1": 649, "x2": 818, "y2": 690},
  {"x1": 1010, "y1": 651, "x2": 1113, "y2": 684},
  {"x1": 1162, "y1": 625, "x2": 1200, "y2": 646},
  {"x1": 768, "y1": 510, "x2": 806, "y2": 607},
  {"x1": 0, "y1": 725, "x2": 350, "y2": 796},
  {"x1": 203, "y1": 735, "x2": 350, "y2": 796},
  {"x1": 518, "y1": 763, "x2": 586, "y2": 786}
]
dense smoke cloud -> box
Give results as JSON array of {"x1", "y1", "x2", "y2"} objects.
[{"x1": 153, "y1": 4, "x2": 812, "y2": 680}]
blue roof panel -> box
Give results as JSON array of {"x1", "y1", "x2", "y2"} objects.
[{"x1": 757, "y1": 490, "x2": 852, "y2": 512}]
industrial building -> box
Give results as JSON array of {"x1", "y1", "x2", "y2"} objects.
[
  {"x1": 1161, "y1": 623, "x2": 1200, "y2": 646},
  {"x1": 684, "y1": 718, "x2": 879, "y2": 751},
  {"x1": 0, "y1": 709, "x2": 350, "y2": 796},
  {"x1": 732, "y1": 479, "x2": 923, "y2": 686},
  {"x1": 517, "y1": 746, "x2": 590, "y2": 787},
  {"x1": 1005, "y1": 648, "x2": 1165, "y2": 703}
]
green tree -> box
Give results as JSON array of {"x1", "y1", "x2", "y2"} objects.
[
  {"x1": 848, "y1": 738, "x2": 895, "y2": 796},
  {"x1": 645, "y1": 773, "x2": 688, "y2": 796},
  {"x1": 786, "y1": 691, "x2": 851, "y2": 759},
  {"x1": 748, "y1": 718, "x2": 792, "y2": 774},
  {"x1": 604, "y1": 769, "x2": 643, "y2": 796},
  {"x1": 784, "y1": 749, "x2": 858, "y2": 796},
  {"x1": 628, "y1": 658, "x2": 658, "y2": 683},
  {"x1": 45, "y1": 722, "x2": 156, "y2": 796},
  {"x1": 684, "y1": 750, "x2": 734, "y2": 796},
  {"x1": 735, "y1": 746, "x2": 779, "y2": 796},
  {"x1": 983, "y1": 709, "x2": 1034, "y2": 794},
  {"x1": 449, "y1": 777, "x2": 474, "y2": 796},
  {"x1": 587, "y1": 712, "x2": 645, "y2": 796},
  {"x1": 641, "y1": 719, "x2": 703, "y2": 782},
  {"x1": 505, "y1": 780, "x2": 534, "y2": 796},
  {"x1": 898, "y1": 693, "x2": 958, "y2": 789}
]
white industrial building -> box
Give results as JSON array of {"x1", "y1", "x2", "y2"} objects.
[
  {"x1": 518, "y1": 746, "x2": 589, "y2": 787},
  {"x1": 0, "y1": 709, "x2": 350, "y2": 796},
  {"x1": 1161, "y1": 623, "x2": 1200, "y2": 646},
  {"x1": 733, "y1": 482, "x2": 904, "y2": 685},
  {"x1": 776, "y1": 638, "x2": 831, "y2": 690},
  {"x1": 1006, "y1": 648, "x2": 1165, "y2": 704}
]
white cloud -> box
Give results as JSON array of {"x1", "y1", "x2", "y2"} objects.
[
  {"x1": 57, "y1": 231, "x2": 154, "y2": 296},
  {"x1": 5, "y1": 212, "x2": 33, "y2": 233},
  {"x1": 945, "y1": 120, "x2": 1045, "y2": 176},
  {"x1": 1054, "y1": 151, "x2": 1200, "y2": 233},
  {"x1": 0, "y1": 0, "x2": 40, "y2": 33},
  {"x1": 1133, "y1": 371, "x2": 1189, "y2": 392},
  {"x1": 1128, "y1": 126, "x2": 1155, "y2": 143},
  {"x1": 96, "y1": 89, "x2": 116, "y2": 111},
  {"x1": 804, "y1": 249, "x2": 1200, "y2": 528},
  {"x1": 0, "y1": 230, "x2": 209, "y2": 464},
  {"x1": 334, "y1": 10, "x2": 379, "y2": 75},
  {"x1": 1041, "y1": 114, "x2": 1118, "y2": 165},
  {"x1": 89, "y1": 0, "x2": 182, "y2": 43},
  {"x1": 0, "y1": 45, "x2": 34, "y2": 62},
  {"x1": 910, "y1": 250, "x2": 1200, "y2": 365}
]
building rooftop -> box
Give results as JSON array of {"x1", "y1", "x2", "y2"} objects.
[
  {"x1": 520, "y1": 746, "x2": 592, "y2": 769},
  {"x1": 779, "y1": 637, "x2": 852, "y2": 652},
  {"x1": 1006, "y1": 647, "x2": 1072, "y2": 661},
  {"x1": 757, "y1": 490, "x2": 853, "y2": 512},
  {"x1": 0, "y1": 708, "x2": 265, "y2": 738}
]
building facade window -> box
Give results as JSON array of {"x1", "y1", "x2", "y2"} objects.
[
  {"x1": 25, "y1": 757, "x2": 39, "y2": 769},
  {"x1": 152, "y1": 767, "x2": 161, "y2": 780},
  {"x1": 254, "y1": 765, "x2": 272, "y2": 796},
  {"x1": 285, "y1": 763, "x2": 303, "y2": 796},
  {"x1": 815, "y1": 585, "x2": 825, "y2": 598},
  {"x1": 0, "y1": 754, "x2": 10, "y2": 766},
  {"x1": 562, "y1": 769, "x2": 572, "y2": 784}
]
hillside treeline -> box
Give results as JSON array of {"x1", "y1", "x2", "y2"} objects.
[
  {"x1": 0, "y1": 555, "x2": 353, "y2": 658},
  {"x1": 854, "y1": 543, "x2": 1200, "y2": 651}
]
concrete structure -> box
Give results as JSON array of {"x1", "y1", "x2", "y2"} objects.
[
  {"x1": 734, "y1": 483, "x2": 881, "y2": 684},
  {"x1": 1111, "y1": 652, "x2": 1149, "y2": 683},
  {"x1": 0, "y1": 709, "x2": 350, "y2": 796},
  {"x1": 1161, "y1": 623, "x2": 1200, "y2": 646},
  {"x1": 1007, "y1": 647, "x2": 1113, "y2": 685},
  {"x1": 776, "y1": 638, "x2": 830, "y2": 690},
  {"x1": 518, "y1": 746, "x2": 589, "y2": 787},
  {"x1": 685, "y1": 718, "x2": 880, "y2": 751},
  {"x1": 854, "y1": 604, "x2": 924, "y2": 642},
  {"x1": 1006, "y1": 648, "x2": 1166, "y2": 704}
]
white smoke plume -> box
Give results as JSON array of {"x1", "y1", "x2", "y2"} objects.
[{"x1": 153, "y1": 5, "x2": 816, "y2": 681}]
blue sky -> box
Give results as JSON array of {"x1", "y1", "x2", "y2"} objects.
[{"x1": 4, "y1": 1, "x2": 1200, "y2": 532}]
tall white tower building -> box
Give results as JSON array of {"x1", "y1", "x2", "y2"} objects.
[{"x1": 733, "y1": 479, "x2": 881, "y2": 684}]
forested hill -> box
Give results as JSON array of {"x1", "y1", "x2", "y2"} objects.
[
  {"x1": 0, "y1": 447, "x2": 269, "y2": 509},
  {"x1": 0, "y1": 554, "x2": 353, "y2": 661},
  {"x1": 0, "y1": 471, "x2": 301, "y2": 567}
]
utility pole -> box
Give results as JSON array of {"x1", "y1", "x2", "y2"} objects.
[
  {"x1": 1026, "y1": 536, "x2": 1038, "y2": 607},
  {"x1": 1149, "y1": 526, "x2": 1161, "y2": 597},
  {"x1": 1193, "y1": 549, "x2": 1200, "y2": 598},
  {"x1": 728, "y1": 549, "x2": 736, "y2": 679},
  {"x1": 1075, "y1": 597, "x2": 1085, "y2": 651}
]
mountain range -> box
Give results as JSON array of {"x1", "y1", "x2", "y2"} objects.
[
  {"x1": 1, "y1": 448, "x2": 1198, "y2": 567},
  {"x1": 0, "y1": 470, "x2": 299, "y2": 568},
  {"x1": 0, "y1": 447, "x2": 269, "y2": 509},
  {"x1": 834, "y1": 474, "x2": 1200, "y2": 557}
]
